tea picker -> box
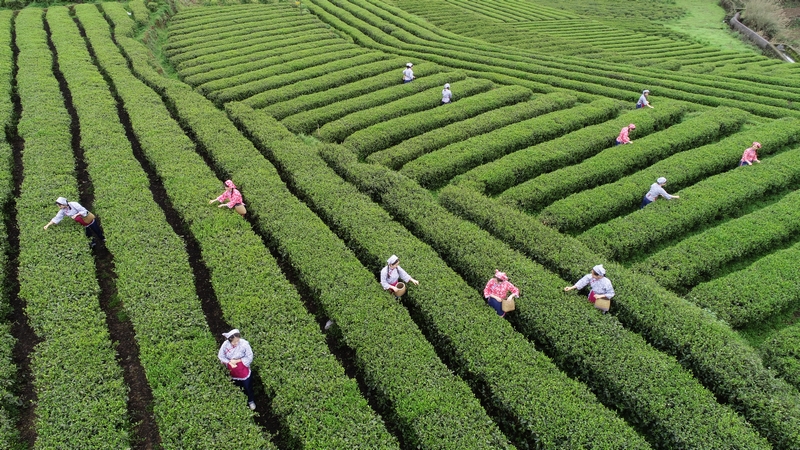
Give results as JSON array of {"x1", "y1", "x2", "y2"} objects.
[
  {"x1": 380, "y1": 254, "x2": 419, "y2": 298},
  {"x1": 564, "y1": 264, "x2": 614, "y2": 313},
  {"x1": 739, "y1": 142, "x2": 762, "y2": 166},
  {"x1": 637, "y1": 89, "x2": 653, "y2": 109},
  {"x1": 43, "y1": 196, "x2": 105, "y2": 249},
  {"x1": 210, "y1": 179, "x2": 247, "y2": 217},
  {"x1": 483, "y1": 269, "x2": 519, "y2": 318},
  {"x1": 402, "y1": 62, "x2": 415, "y2": 83},
  {"x1": 641, "y1": 176, "x2": 679, "y2": 209},
  {"x1": 218, "y1": 329, "x2": 257, "y2": 410},
  {"x1": 615, "y1": 123, "x2": 635, "y2": 145}
]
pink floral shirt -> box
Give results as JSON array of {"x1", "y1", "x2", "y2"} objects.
[
  {"x1": 216, "y1": 188, "x2": 244, "y2": 208},
  {"x1": 617, "y1": 126, "x2": 631, "y2": 144},
  {"x1": 483, "y1": 278, "x2": 519, "y2": 300},
  {"x1": 741, "y1": 147, "x2": 758, "y2": 163}
]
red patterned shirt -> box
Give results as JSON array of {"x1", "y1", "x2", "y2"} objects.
[
  {"x1": 216, "y1": 188, "x2": 244, "y2": 208},
  {"x1": 741, "y1": 147, "x2": 758, "y2": 163},
  {"x1": 483, "y1": 278, "x2": 519, "y2": 300}
]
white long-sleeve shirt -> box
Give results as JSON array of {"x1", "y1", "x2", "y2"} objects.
[
  {"x1": 442, "y1": 88, "x2": 452, "y2": 103},
  {"x1": 51, "y1": 201, "x2": 89, "y2": 224},
  {"x1": 218, "y1": 339, "x2": 254, "y2": 380},
  {"x1": 645, "y1": 183, "x2": 672, "y2": 202},
  {"x1": 402, "y1": 68, "x2": 414, "y2": 81},
  {"x1": 572, "y1": 274, "x2": 615, "y2": 299},
  {"x1": 380, "y1": 265, "x2": 411, "y2": 289}
]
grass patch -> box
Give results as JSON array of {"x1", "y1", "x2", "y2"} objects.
[{"x1": 660, "y1": 0, "x2": 761, "y2": 54}]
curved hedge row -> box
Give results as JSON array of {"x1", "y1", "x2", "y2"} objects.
[
  {"x1": 264, "y1": 61, "x2": 443, "y2": 120},
  {"x1": 433, "y1": 183, "x2": 800, "y2": 449},
  {"x1": 538, "y1": 117, "x2": 800, "y2": 233},
  {"x1": 400, "y1": 98, "x2": 622, "y2": 189},
  {"x1": 182, "y1": 42, "x2": 355, "y2": 86},
  {"x1": 453, "y1": 101, "x2": 689, "y2": 195},
  {"x1": 167, "y1": 7, "x2": 293, "y2": 38},
  {"x1": 209, "y1": 52, "x2": 394, "y2": 104},
  {"x1": 49, "y1": 6, "x2": 271, "y2": 447},
  {"x1": 281, "y1": 70, "x2": 463, "y2": 135},
  {"x1": 228, "y1": 102, "x2": 651, "y2": 450},
  {"x1": 15, "y1": 9, "x2": 129, "y2": 448},
  {"x1": 367, "y1": 91, "x2": 576, "y2": 169},
  {"x1": 579, "y1": 143, "x2": 800, "y2": 262},
  {"x1": 92, "y1": 4, "x2": 399, "y2": 448},
  {"x1": 316, "y1": 77, "x2": 494, "y2": 143},
  {"x1": 106, "y1": 7, "x2": 515, "y2": 446},
  {"x1": 127, "y1": 0, "x2": 149, "y2": 27},
  {"x1": 763, "y1": 324, "x2": 800, "y2": 390},
  {"x1": 689, "y1": 239, "x2": 800, "y2": 328},
  {"x1": 319, "y1": 145, "x2": 773, "y2": 449},
  {"x1": 634, "y1": 188, "x2": 800, "y2": 293},
  {"x1": 241, "y1": 57, "x2": 415, "y2": 110},
  {"x1": 499, "y1": 107, "x2": 749, "y2": 213},
  {"x1": 166, "y1": 16, "x2": 316, "y2": 53},
  {"x1": 197, "y1": 48, "x2": 376, "y2": 96},
  {"x1": 343, "y1": 85, "x2": 533, "y2": 157},
  {"x1": 170, "y1": 27, "x2": 335, "y2": 66}
]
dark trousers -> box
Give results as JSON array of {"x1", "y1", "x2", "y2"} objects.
[
  {"x1": 640, "y1": 196, "x2": 653, "y2": 209},
  {"x1": 84, "y1": 219, "x2": 105, "y2": 242},
  {"x1": 233, "y1": 376, "x2": 255, "y2": 404}
]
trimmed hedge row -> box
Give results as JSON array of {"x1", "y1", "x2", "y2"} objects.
[
  {"x1": 316, "y1": 77, "x2": 494, "y2": 143},
  {"x1": 198, "y1": 48, "x2": 377, "y2": 96},
  {"x1": 170, "y1": 27, "x2": 335, "y2": 66},
  {"x1": 15, "y1": 8, "x2": 129, "y2": 448},
  {"x1": 242, "y1": 56, "x2": 416, "y2": 110},
  {"x1": 764, "y1": 324, "x2": 800, "y2": 390},
  {"x1": 164, "y1": 10, "x2": 306, "y2": 44},
  {"x1": 106, "y1": 7, "x2": 515, "y2": 447},
  {"x1": 367, "y1": 91, "x2": 577, "y2": 169},
  {"x1": 49, "y1": 7, "x2": 269, "y2": 447},
  {"x1": 319, "y1": 144, "x2": 774, "y2": 449},
  {"x1": 433, "y1": 183, "x2": 800, "y2": 449},
  {"x1": 304, "y1": 0, "x2": 800, "y2": 119},
  {"x1": 96, "y1": 4, "x2": 400, "y2": 448},
  {"x1": 180, "y1": 38, "x2": 347, "y2": 80},
  {"x1": 689, "y1": 238, "x2": 800, "y2": 328},
  {"x1": 499, "y1": 107, "x2": 750, "y2": 213},
  {"x1": 167, "y1": 7, "x2": 293, "y2": 38},
  {"x1": 635, "y1": 188, "x2": 800, "y2": 293},
  {"x1": 264, "y1": 61, "x2": 443, "y2": 120},
  {"x1": 454, "y1": 100, "x2": 689, "y2": 195},
  {"x1": 400, "y1": 98, "x2": 622, "y2": 189},
  {"x1": 343, "y1": 85, "x2": 532, "y2": 157},
  {"x1": 183, "y1": 42, "x2": 355, "y2": 86},
  {"x1": 281, "y1": 69, "x2": 462, "y2": 135},
  {"x1": 539, "y1": 117, "x2": 800, "y2": 233},
  {"x1": 208, "y1": 52, "x2": 394, "y2": 104},
  {"x1": 0, "y1": 10, "x2": 18, "y2": 448},
  {"x1": 579, "y1": 143, "x2": 800, "y2": 262},
  {"x1": 166, "y1": 16, "x2": 316, "y2": 53},
  {"x1": 229, "y1": 103, "x2": 652, "y2": 449},
  {"x1": 128, "y1": 0, "x2": 149, "y2": 27},
  {"x1": 174, "y1": 31, "x2": 338, "y2": 72}
]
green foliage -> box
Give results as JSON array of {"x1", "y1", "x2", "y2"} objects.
[
  {"x1": 579, "y1": 138, "x2": 800, "y2": 262},
  {"x1": 763, "y1": 323, "x2": 800, "y2": 389},
  {"x1": 320, "y1": 144, "x2": 774, "y2": 449},
  {"x1": 454, "y1": 100, "x2": 689, "y2": 195},
  {"x1": 690, "y1": 238, "x2": 800, "y2": 328},
  {"x1": 432, "y1": 183, "x2": 800, "y2": 449},
  {"x1": 316, "y1": 77, "x2": 494, "y2": 142},
  {"x1": 183, "y1": 42, "x2": 356, "y2": 86},
  {"x1": 368, "y1": 91, "x2": 576, "y2": 169},
  {"x1": 209, "y1": 52, "x2": 393, "y2": 104},
  {"x1": 400, "y1": 98, "x2": 622, "y2": 189},
  {"x1": 343, "y1": 85, "x2": 533, "y2": 157},
  {"x1": 15, "y1": 8, "x2": 128, "y2": 448},
  {"x1": 635, "y1": 188, "x2": 800, "y2": 293},
  {"x1": 128, "y1": 0, "x2": 150, "y2": 26},
  {"x1": 539, "y1": 117, "x2": 800, "y2": 233},
  {"x1": 500, "y1": 106, "x2": 749, "y2": 214},
  {"x1": 95, "y1": 3, "x2": 398, "y2": 447},
  {"x1": 281, "y1": 68, "x2": 459, "y2": 134},
  {"x1": 49, "y1": 6, "x2": 268, "y2": 447}
]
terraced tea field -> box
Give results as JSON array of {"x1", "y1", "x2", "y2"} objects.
[{"x1": 0, "y1": 0, "x2": 799, "y2": 448}]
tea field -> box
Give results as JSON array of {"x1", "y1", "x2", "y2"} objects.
[{"x1": 0, "y1": 0, "x2": 799, "y2": 448}]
